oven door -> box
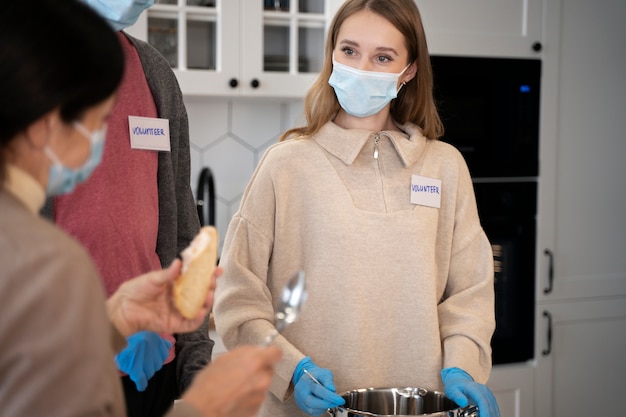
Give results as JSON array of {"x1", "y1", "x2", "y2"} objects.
[{"x1": 474, "y1": 181, "x2": 536, "y2": 365}]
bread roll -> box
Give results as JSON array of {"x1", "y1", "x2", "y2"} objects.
[{"x1": 173, "y1": 226, "x2": 219, "y2": 319}]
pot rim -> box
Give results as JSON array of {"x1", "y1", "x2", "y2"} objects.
[{"x1": 329, "y1": 386, "x2": 478, "y2": 417}]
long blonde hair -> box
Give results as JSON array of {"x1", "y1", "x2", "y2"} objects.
[{"x1": 280, "y1": 0, "x2": 444, "y2": 141}]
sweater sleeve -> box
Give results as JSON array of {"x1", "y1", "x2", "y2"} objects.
[
  {"x1": 213, "y1": 154, "x2": 279, "y2": 348},
  {"x1": 213, "y1": 146, "x2": 306, "y2": 400},
  {"x1": 437, "y1": 150, "x2": 495, "y2": 383},
  {"x1": 0, "y1": 220, "x2": 126, "y2": 417}
]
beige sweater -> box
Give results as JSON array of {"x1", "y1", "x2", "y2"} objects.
[
  {"x1": 0, "y1": 167, "x2": 127, "y2": 417},
  {"x1": 1, "y1": 166, "x2": 203, "y2": 417},
  {"x1": 214, "y1": 121, "x2": 495, "y2": 417}
]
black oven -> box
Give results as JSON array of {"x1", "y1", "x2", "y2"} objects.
[
  {"x1": 431, "y1": 56, "x2": 541, "y2": 365},
  {"x1": 431, "y1": 56, "x2": 540, "y2": 178},
  {"x1": 474, "y1": 181, "x2": 536, "y2": 364}
]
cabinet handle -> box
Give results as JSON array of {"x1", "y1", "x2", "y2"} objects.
[
  {"x1": 250, "y1": 78, "x2": 260, "y2": 89},
  {"x1": 543, "y1": 249, "x2": 554, "y2": 294},
  {"x1": 542, "y1": 310, "x2": 552, "y2": 356},
  {"x1": 229, "y1": 78, "x2": 239, "y2": 88},
  {"x1": 532, "y1": 41, "x2": 543, "y2": 52}
]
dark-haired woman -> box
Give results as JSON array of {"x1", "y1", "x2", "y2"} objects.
[{"x1": 0, "y1": 1, "x2": 280, "y2": 416}]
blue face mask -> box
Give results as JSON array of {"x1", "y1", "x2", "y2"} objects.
[
  {"x1": 45, "y1": 122, "x2": 107, "y2": 196},
  {"x1": 329, "y1": 58, "x2": 410, "y2": 118},
  {"x1": 82, "y1": 0, "x2": 155, "y2": 32}
]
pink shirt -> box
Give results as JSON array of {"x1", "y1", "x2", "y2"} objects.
[{"x1": 54, "y1": 33, "x2": 175, "y2": 362}]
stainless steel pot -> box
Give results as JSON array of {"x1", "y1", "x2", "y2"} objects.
[{"x1": 327, "y1": 387, "x2": 478, "y2": 417}]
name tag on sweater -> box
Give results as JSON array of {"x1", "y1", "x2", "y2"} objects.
[
  {"x1": 410, "y1": 175, "x2": 442, "y2": 208},
  {"x1": 128, "y1": 116, "x2": 170, "y2": 151}
]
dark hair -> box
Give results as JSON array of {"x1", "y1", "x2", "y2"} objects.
[{"x1": 0, "y1": 0, "x2": 124, "y2": 182}]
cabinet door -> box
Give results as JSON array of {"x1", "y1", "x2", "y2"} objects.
[
  {"x1": 489, "y1": 365, "x2": 534, "y2": 417},
  {"x1": 240, "y1": 0, "x2": 331, "y2": 97},
  {"x1": 537, "y1": 0, "x2": 626, "y2": 301},
  {"x1": 131, "y1": 0, "x2": 335, "y2": 97},
  {"x1": 128, "y1": 0, "x2": 241, "y2": 96},
  {"x1": 414, "y1": 0, "x2": 543, "y2": 58},
  {"x1": 535, "y1": 299, "x2": 626, "y2": 416}
]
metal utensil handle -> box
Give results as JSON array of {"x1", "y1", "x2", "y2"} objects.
[
  {"x1": 303, "y1": 369, "x2": 322, "y2": 385},
  {"x1": 304, "y1": 370, "x2": 350, "y2": 416},
  {"x1": 460, "y1": 405, "x2": 480, "y2": 417}
]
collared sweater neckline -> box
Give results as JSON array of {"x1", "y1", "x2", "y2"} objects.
[
  {"x1": 313, "y1": 120, "x2": 429, "y2": 168},
  {"x1": 3, "y1": 164, "x2": 45, "y2": 214}
]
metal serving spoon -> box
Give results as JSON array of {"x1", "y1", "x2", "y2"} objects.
[
  {"x1": 263, "y1": 270, "x2": 307, "y2": 345},
  {"x1": 262, "y1": 272, "x2": 343, "y2": 413}
]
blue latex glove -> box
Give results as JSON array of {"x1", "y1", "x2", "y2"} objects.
[
  {"x1": 293, "y1": 356, "x2": 345, "y2": 416},
  {"x1": 441, "y1": 368, "x2": 500, "y2": 417},
  {"x1": 115, "y1": 331, "x2": 171, "y2": 392}
]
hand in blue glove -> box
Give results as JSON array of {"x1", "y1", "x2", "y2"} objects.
[
  {"x1": 293, "y1": 356, "x2": 345, "y2": 416},
  {"x1": 441, "y1": 368, "x2": 500, "y2": 417},
  {"x1": 115, "y1": 331, "x2": 172, "y2": 392}
]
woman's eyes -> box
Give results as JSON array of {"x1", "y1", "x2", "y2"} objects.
[
  {"x1": 340, "y1": 48, "x2": 392, "y2": 63},
  {"x1": 341, "y1": 47, "x2": 355, "y2": 56}
]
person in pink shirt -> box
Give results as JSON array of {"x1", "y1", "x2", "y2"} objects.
[{"x1": 42, "y1": 1, "x2": 211, "y2": 415}]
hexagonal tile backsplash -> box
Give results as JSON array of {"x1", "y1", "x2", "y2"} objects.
[{"x1": 184, "y1": 96, "x2": 305, "y2": 249}]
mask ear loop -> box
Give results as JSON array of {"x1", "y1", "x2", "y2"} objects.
[
  {"x1": 44, "y1": 121, "x2": 97, "y2": 168},
  {"x1": 396, "y1": 81, "x2": 407, "y2": 95},
  {"x1": 73, "y1": 121, "x2": 97, "y2": 145},
  {"x1": 43, "y1": 145, "x2": 63, "y2": 167},
  {"x1": 397, "y1": 62, "x2": 415, "y2": 93}
]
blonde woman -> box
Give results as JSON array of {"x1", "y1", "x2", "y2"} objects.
[{"x1": 214, "y1": 0, "x2": 499, "y2": 416}]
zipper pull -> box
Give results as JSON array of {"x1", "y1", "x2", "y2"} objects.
[{"x1": 373, "y1": 134, "x2": 380, "y2": 159}]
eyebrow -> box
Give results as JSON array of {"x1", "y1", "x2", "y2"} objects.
[{"x1": 338, "y1": 39, "x2": 400, "y2": 56}]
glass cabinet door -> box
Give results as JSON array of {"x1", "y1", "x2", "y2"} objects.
[
  {"x1": 261, "y1": 0, "x2": 326, "y2": 74},
  {"x1": 141, "y1": 0, "x2": 240, "y2": 95},
  {"x1": 241, "y1": 0, "x2": 333, "y2": 97},
  {"x1": 149, "y1": 0, "x2": 219, "y2": 71},
  {"x1": 126, "y1": 0, "x2": 339, "y2": 96}
]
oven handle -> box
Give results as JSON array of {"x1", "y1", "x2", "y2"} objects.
[
  {"x1": 542, "y1": 310, "x2": 552, "y2": 356},
  {"x1": 543, "y1": 249, "x2": 554, "y2": 294}
]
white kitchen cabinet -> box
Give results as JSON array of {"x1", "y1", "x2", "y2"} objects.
[
  {"x1": 489, "y1": 365, "x2": 535, "y2": 417},
  {"x1": 534, "y1": 298, "x2": 626, "y2": 416},
  {"x1": 537, "y1": 0, "x2": 626, "y2": 304},
  {"x1": 414, "y1": 0, "x2": 544, "y2": 58},
  {"x1": 533, "y1": 0, "x2": 626, "y2": 415},
  {"x1": 127, "y1": 0, "x2": 344, "y2": 97},
  {"x1": 126, "y1": 0, "x2": 544, "y2": 97}
]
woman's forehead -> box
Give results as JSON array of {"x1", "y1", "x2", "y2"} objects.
[{"x1": 336, "y1": 9, "x2": 406, "y2": 53}]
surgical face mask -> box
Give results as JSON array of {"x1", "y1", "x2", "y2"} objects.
[
  {"x1": 328, "y1": 58, "x2": 410, "y2": 118},
  {"x1": 82, "y1": 0, "x2": 155, "y2": 32},
  {"x1": 45, "y1": 122, "x2": 107, "y2": 196}
]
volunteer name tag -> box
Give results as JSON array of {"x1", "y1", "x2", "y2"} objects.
[
  {"x1": 410, "y1": 174, "x2": 442, "y2": 208},
  {"x1": 129, "y1": 116, "x2": 170, "y2": 151}
]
